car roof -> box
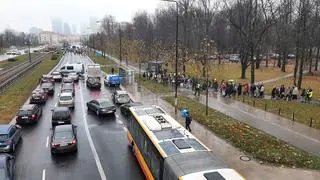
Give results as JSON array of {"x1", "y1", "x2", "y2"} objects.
[
  {"x1": 54, "y1": 124, "x2": 73, "y2": 132},
  {"x1": 0, "y1": 125, "x2": 12, "y2": 134},
  {"x1": 20, "y1": 104, "x2": 35, "y2": 110},
  {"x1": 96, "y1": 99, "x2": 111, "y2": 103},
  {"x1": 116, "y1": 90, "x2": 128, "y2": 94},
  {"x1": 53, "y1": 107, "x2": 69, "y2": 112},
  {"x1": 60, "y1": 92, "x2": 73, "y2": 96}
]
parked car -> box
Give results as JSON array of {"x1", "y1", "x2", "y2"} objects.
[
  {"x1": 112, "y1": 90, "x2": 131, "y2": 104},
  {"x1": 60, "y1": 83, "x2": 75, "y2": 96},
  {"x1": 62, "y1": 77, "x2": 74, "y2": 84},
  {"x1": 40, "y1": 82, "x2": 54, "y2": 95},
  {"x1": 0, "y1": 154, "x2": 15, "y2": 180},
  {"x1": 68, "y1": 72, "x2": 79, "y2": 82},
  {"x1": 58, "y1": 92, "x2": 74, "y2": 109},
  {"x1": 120, "y1": 102, "x2": 143, "y2": 116},
  {"x1": 16, "y1": 104, "x2": 42, "y2": 124},
  {"x1": 86, "y1": 77, "x2": 101, "y2": 89},
  {"x1": 51, "y1": 71, "x2": 62, "y2": 82},
  {"x1": 50, "y1": 124, "x2": 77, "y2": 155},
  {"x1": 40, "y1": 74, "x2": 55, "y2": 84},
  {"x1": 104, "y1": 74, "x2": 120, "y2": 87},
  {"x1": 0, "y1": 124, "x2": 22, "y2": 152},
  {"x1": 87, "y1": 99, "x2": 116, "y2": 116},
  {"x1": 30, "y1": 88, "x2": 48, "y2": 104},
  {"x1": 51, "y1": 107, "x2": 71, "y2": 126}
]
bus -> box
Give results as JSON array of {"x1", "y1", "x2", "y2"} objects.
[{"x1": 127, "y1": 105, "x2": 245, "y2": 180}]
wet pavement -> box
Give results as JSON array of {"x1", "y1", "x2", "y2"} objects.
[
  {"x1": 13, "y1": 54, "x2": 144, "y2": 180},
  {"x1": 121, "y1": 82, "x2": 320, "y2": 180}
]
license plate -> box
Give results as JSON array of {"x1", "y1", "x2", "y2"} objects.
[
  {"x1": 22, "y1": 117, "x2": 28, "y2": 119},
  {"x1": 61, "y1": 143, "x2": 67, "y2": 147},
  {"x1": 58, "y1": 121, "x2": 64, "y2": 124}
]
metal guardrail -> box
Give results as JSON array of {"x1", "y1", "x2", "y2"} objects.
[{"x1": 0, "y1": 53, "x2": 51, "y2": 93}]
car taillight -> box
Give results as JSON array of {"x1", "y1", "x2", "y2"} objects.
[
  {"x1": 52, "y1": 143, "x2": 60, "y2": 147},
  {"x1": 42, "y1": 95, "x2": 45, "y2": 99},
  {"x1": 72, "y1": 139, "x2": 77, "y2": 144},
  {"x1": 32, "y1": 114, "x2": 36, "y2": 119},
  {"x1": 5, "y1": 139, "x2": 12, "y2": 143}
]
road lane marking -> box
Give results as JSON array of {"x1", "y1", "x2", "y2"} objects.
[
  {"x1": 79, "y1": 83, "x2": 107, "y2": 180},
  {"x1": 42, "y1": 169, "x2": 46, "y2": 180},
  {"x1": 46, "y1": 136, "x2": 49, "y2": 148}
]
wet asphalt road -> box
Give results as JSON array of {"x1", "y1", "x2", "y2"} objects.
[{"x1": 14, "y1": 54, "x2": 144, "y2": 180}]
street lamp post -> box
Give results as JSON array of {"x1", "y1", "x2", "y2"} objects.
[
  {"x1": 119, "y1": 23, "x2": 122, "y2": 67},
  {"x1": 161, "y1": 0, "x2": 179, "y2": 115},
  {"x1": 25, "y1": 39, "x2": 32, "y2": 63}
]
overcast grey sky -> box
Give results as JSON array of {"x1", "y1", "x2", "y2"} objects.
[{"x1": 0, "y1": 0, "x2": 164, "y2": 33}]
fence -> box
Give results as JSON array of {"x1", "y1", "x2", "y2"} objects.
[{"x1": 237, "y1": 95, "x2": 319, "y2": 128}]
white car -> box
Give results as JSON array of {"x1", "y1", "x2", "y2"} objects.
[
  {"x1": 58, "y1": 92, "x2": 74, "y2": 109},
  {"x1": 68, "y1": 72, "x2": 79, "y2": 82},
  {"x1": 52, "y1": 71, "x2": 62, "y2": 82}
]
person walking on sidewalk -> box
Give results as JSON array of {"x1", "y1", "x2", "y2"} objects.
[{"x1": 185, "y1": 112, "x2": 192, "y2": 132}]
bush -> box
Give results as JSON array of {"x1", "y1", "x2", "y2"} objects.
[
  {"x1": 51, "y1": 54, "x2": 58, "y2": 60},
  {"x1": 7, "y1": 58, "x2": 17, "y2": 62}
]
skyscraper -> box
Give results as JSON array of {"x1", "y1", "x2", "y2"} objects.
[
  {"x1": 89, "y1": 16, "x2": 98, "y2": 33},
  {"x1": 72, "y1": 24, "x2": 77, "y2": 35},
  {"x1": 52, "y1": 18, "x2": 62, "y2": 34},
  {"x1": 80, "y1": 23, "x2": 88, "y2": 35},
  {"x1": 63, "y1": 23, "x2": 71, "y2": 35}
]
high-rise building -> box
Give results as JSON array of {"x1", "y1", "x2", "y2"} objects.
[
  {"x1": 29, "y1": 27, "x2": 43, "y2": 35},
  {"x1": 80, "y1": 23, "x2": 88, "y2": 35},
  {"x1": 72, "y1": 24, "x2": 77, "y2": 35},
  {"x1": 63, "y1": 23, "x2": 71, "y2": 35},
  {"x1": 89, "y1": 16, "x2": 98, "y2": 33},
  {"x1": 51, "y1": 18, "x2": 63, "y2": 34}
]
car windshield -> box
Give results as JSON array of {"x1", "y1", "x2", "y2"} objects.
[
  {"x1": 119, "y1": 94, "x2": 129, "y2": 98},
  {"x1": 40, "y1": 83, "x2": 52, "y2": 88},
  {"x1": 0, "y1": 168, "x2": 6, "y2": 179},
  {"x1": 60, "y1": 96, "x2": 72, "y2": 101},
  {"x1": 0, "y1": 134, "x2": 9, "y2": 141},
  {"x1": 69, "y1": 72, "x2": 77, "y2": 76},
  {"x1": 54, "y1": 131, "x2": 73, "y2": 140},
  {"x1": 18, "y1": 110, "x2": 32, "y2": 116},
  {"x1": 100, "y1": 101, "x2": 113, "y2": 108},
  {"x1": 53, "y1": 111, "x2": 69, "y2": 119},
  {"x1": 52, "y1": 72, "x2": 60, "y2": 75}
]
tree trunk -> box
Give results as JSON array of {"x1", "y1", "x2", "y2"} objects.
[
  {"x1": 277, "y1": 55, "x2": 281, "y2": 68},
  {"x1": 308, "y1": 47, "x2": 312, "y2": 74},
  {"x1": 266, "y1": 59, "x2": 268, "y2": 67},
  {"x1": 255, "y1": 57, "x2": 261, "y2": 69},
  {"x1": 297, "y1": 50, "x2": 305, "y2": 89},
  {"x1": 202, "y1": 63, "x2": 206, "y2": 77},
  {"x1": 315, "y1": 47, "x2": 319, "y2": 71},
  {"x1": 293, "y1": 48, "x2": 299, "y2": 86},
  {"x1": 250, "y1": 52, "x2": 255, "y2": 84},
  {"x1": 281, "y1": 51, "x2": 287, "y2": 72}
]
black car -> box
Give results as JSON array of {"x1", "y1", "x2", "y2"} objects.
[
  {"x1": 87, "y1": 99, "x2": 116, "y2": 116},
  {"x1": 16, "y1": 104, "x2": 42, "y2": 124},
  {"x1": 120, "y1": 102, "x2": 143, "y2": 116},
  {"x1": 30, "y1": 88, "x2": 48, "y2": 104},
  {"x1": 0, "y1": 154, "x2": 15, "y2": 180},
  {"x1": 86, "y1": 77, "x2": 101, "y2": 89},
  {"x1": 50, "y1": 124, "x2": 77, "y2": 155},
  {"x1": 40, "y1": 82, "x2": 55, "y2": 95},
  {"x1": 0, "y1": 125, "x2": 22, "y2": 152},
  {"x1": 51, "y1": 107, "x2": 71, "y2": 126}
]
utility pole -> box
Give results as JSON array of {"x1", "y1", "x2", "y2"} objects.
[{"x1": 119, "y1": 23, "x2": 122, "y2": 66}]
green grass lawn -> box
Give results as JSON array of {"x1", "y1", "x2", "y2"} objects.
[
  {"x1": 89, "y1": 53, "x2": 119, "y2": 74},
  {"x1": 234, "y1": 96, "x2": 320, "y2": 129},
  {"x1": 137, "y1": 78, "x2": 173, "y2": 94},
  {"x1": 0, "y1": 53, "x2": 41, "y2": 69},
  {"x1": 167, "y1": 62, "x2": 294, "y2": 83},
  {"x1": 164, "y1": 96, "x2": 320, "y2": 169},
  {"x1": 0, "y1": 55, "x2": 60, "y2": 123}
]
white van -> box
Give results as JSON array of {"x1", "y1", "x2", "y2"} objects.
[{"x1": 60, "y1": 63, "x2": 84, "y2": 76}]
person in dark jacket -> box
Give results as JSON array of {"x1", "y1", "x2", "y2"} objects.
[{"x1": 185, "y1": 112, "x2": 192, "y2": 132}]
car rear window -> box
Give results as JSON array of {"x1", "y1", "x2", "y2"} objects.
[
  {"x1": 18, "y1": 110, "x2": 32, "y2": 116},
  {"x1": 40, "y1": 83, "x2": 52, "y2": 88},
  {"x1": 53, "y1": 111, "x2": 69, "y2": 119},
  {"x1": 0, "y1": 134, "x2": 9, "y2": 141},
  {"x1": 60, "y1": 96, "x2": 72, "y2": 101},
  {"x1": 54, "y1": 131, "x2": 73, "y2": 140},
  {"x1": 119, "y1": 94, "x2": 129, "y2": 98},
  {"x1": 100, "y1": 101, "x2": 113, "y2": 108}
]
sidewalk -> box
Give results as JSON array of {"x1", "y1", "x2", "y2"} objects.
[
  {"x1": 102, "y1": 52, "x2": 320, "y2": 157},
  {"x1": 121, "y1": 82, "x2": 320, "y2": 180}
]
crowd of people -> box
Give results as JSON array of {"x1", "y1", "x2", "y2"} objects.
[{"x1": 142, "y1": 71, "x2": 314, "y2": 103}]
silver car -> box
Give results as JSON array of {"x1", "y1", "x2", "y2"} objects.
[{"x1": 58, "y1": 92, "x2": 74, "y2": 109}]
